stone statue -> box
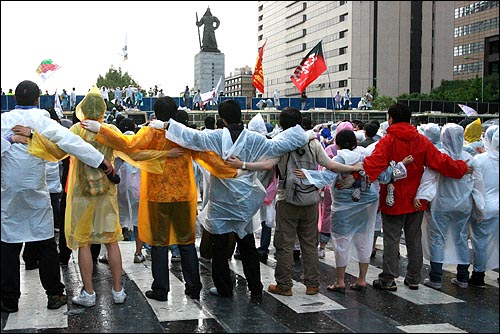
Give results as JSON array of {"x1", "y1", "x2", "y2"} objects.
[{"x1": 196, "y1": 7, "x2": 220, "y2": 52}]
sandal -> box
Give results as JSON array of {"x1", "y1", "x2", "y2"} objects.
[
  {"x1": 326, "y1": 284, "x2": 346, "y2": 294},
  {"x1": 349, "y1": 282, "x2": 367, "y2": 292}
]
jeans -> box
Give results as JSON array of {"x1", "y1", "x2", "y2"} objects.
[
  {"x1": 430, "y1": 262, "x2": 469, "y2": 283},
  {"x1": 151, "y1": 244, "x2": 201, "y2": 294}
]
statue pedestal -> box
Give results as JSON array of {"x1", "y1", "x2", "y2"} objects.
[{"x1": 194, "y1": 52, "x2": 225, "y2": 94}]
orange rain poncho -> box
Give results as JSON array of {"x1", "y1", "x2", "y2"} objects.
[{"x1": 94, "y1": 125, "x2": 237, "y2": 246}]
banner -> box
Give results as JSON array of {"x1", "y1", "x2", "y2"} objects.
[
  {"x1": 54, "y1": 90, "x2": 64, "y2": 119},
  {"x1": 458, "y1": 104, "x2": 478, "y2": 117},
  {"x1": 36, "y1": 59, "x2": 61, "y2": 82},
  {"x1": 122, "y1": 33, "x2": 128, "y2": 61},
  {"x1": 252, "y1": 41, "x2": 266, "y2": 94},
  {"x1": 290, "y1": 41, "x2": 327, "y2": 94}
]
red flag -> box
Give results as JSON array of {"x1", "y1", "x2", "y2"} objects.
[
  {"x1": 290, "y1": 41, "x2": 327, "y2": 94},
  {"x1": 252, "y1": 41, "x2": 266, "y2": 94}
]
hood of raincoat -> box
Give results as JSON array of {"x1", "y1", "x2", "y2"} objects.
[
  {"x1": 441, "y1": 123, "x2": 464, "y2": 160},
  {"x1": 464, "y1": 118, "x2": 482, "y2": 143},
  {"x1": 385, "y1": 122, "x2": 420, "y2": 142},
  {"x1": 76, "y1": 85, "x2": 106, "y2": 122},
  {"x1": 484, "y1": 125, "x2": 499, "y2": 161},
  {"x1": 421, "y1": 123, "x2": 441, "y2": 145},
  {"x1": 247, "y1": 113, "x2": 267, "y2": 135}
]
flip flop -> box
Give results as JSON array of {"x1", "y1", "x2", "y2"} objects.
[
  {"x1": 349, "y1": 282, "x2": 367, "y2": 292},
  {"x1": 326, "y1": 284, "x2": 346, "y2": 294}
]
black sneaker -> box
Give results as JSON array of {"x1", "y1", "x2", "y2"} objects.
[
  {"x1": 258, "y1": 252, "x2": 268, "y2": 263},
  {"x1": 47, "y1": 294, "x2": 67, "y2": 309},
  {"x1": 373, "y1": 279, "x2": 397, "y2": 291},
  {"x1": 145, "y1": 290, "x2": 167, "y2": 301}
]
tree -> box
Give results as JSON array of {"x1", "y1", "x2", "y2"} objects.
[
  {"x1": 96, "y1": 66, "x2": 140, "y2": 101},
  {"x1": 372, "y1": 95, "x2": 396, "y2": 110},
  {"x1": 397, "y1": 74, "x2": 499, "y2": 102}
]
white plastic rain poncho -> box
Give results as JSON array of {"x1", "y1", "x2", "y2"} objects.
[
  {"x1": 302, "y1": 147, "x2": 393, "y2": 266},
  {"x1": 1, "y1": 107, "x2": 103, "y2": 243},
  {"x1": 115, "y1": 131, "x2": 141, "y2": 230},
  {"x1": 166, "y1": 119, "x2": 308, "y2": 238},
  {"x1": 470, "y1": 125, "x2": 499, "y2": 271},
  {"x1": 422, "y1": 123, "x2": 485, "y2": 264}
]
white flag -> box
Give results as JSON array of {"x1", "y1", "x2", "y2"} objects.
[{"x1": 458, "y1": 104, "x2": 478, "y2": 117}]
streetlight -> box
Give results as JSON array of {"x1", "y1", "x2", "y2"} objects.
[{"x1": 463, "y1": 56, "x2": 483, "y2": 102}]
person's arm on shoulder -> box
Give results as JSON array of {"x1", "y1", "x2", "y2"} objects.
[
  {"x1": 425, "y1": 143, "x2": 469, "y2": 178},
  {"x1": 164, "y1": 119, "x2": 222, "y2": 153},
  {"x1": 19, "y1": 116, "x2": 104, "y2": 169},
  {"x1": 225, "y1": 156, "x2": 279, "y2": 171}
]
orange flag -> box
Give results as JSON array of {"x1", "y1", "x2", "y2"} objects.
[{"x1": 252, "y1": 41, "x2": 266, "y2": 94}]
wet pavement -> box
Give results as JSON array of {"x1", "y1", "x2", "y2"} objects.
[{"x1": 1, "y1": 239, "x2": 498, "y2": 333}]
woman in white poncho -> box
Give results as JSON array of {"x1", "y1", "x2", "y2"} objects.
[
  {"x1": 299, "y1": 129, "x2": 396, "y2": 292},
  {"x1": 469, "y1": 125, "x2": 499, "y2": 287},
  {"x1": 421, "y1": 123, "x2": 485, "y2": 290}
]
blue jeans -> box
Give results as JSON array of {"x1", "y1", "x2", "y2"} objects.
[
  {"x1": 429, "y1": 261, "x2": 469, "y2": 283},
  {"x1": 258, "y1": 222, "x2": 271, "y2": 254},
  {"x1": 151, "y1": 244, "x2": 201, "y2": 294}
]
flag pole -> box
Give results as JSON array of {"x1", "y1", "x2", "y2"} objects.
[{"x1": 326, "y1": 71, "x2": 336, "y2": 123}]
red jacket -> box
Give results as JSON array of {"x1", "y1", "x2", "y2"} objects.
[{"x1": 364, "y1": 122, "x2": 468, "y2": 215}]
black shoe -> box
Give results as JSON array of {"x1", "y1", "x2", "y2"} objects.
[
  {"x1": 184, "y1": 286, "x2": 201, "y2": 300},
  {"x1": 373, "y1": 279, "x2": 397, "y2": 291},
  {"x1": 371, "y1": 250, "x2": 376, "y2": 259},
  {"x1": 468, "y1": 272, "x2": 486, "y2": 288},
  {"x1": 404, "y1": 279, "x2": 419, "y2": 290},
  {"x1": 258, "y1": 252, "x2": 268, "y2": 263},
  {"x1": 293, "y1": 250, "x2": 301, "y2": 260},
  {"x1": 251, "y1": 293, "x2": 263, "y2": 305},
  {"x1": 1, "y1": 300, "x2": 18, "y2": 313},
  {"x1": 145, "y1": 290, "x2": 167, "y2": 301},
  {"x1": 47, "y1": 294, "x2": 67, "y2": 309},
  {"x1": 25, "y1": 262, "x2": 39, "y2": 270}
]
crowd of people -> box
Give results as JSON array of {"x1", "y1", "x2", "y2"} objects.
[{"x1": 1, "y1": 79, "x2": 498, "y2": 315}]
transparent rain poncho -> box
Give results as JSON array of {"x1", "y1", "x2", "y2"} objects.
[
  {"x1": 1, "y1": 104, "x2": 102, "y2": 243},
  {"x1": 166, "y1": 119, "x2": 308, "y2": 239},
  {"x1": 470, "y1": 125, "x2": 499, "y2": 271},
  {"x1": 301, "y1": 147, "x2": 393, "y2": 266},
  {"x1": 421, "y1": 123, "x2": 485, "y2": 264}
]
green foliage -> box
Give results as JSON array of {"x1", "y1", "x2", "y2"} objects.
[
  {"x1": 396, "y1": 74, "x2": 499, "y2": 102},
  {"x1": 372, "y1": 95, "x2": 396, "y2": 110},
  {"x1": 96, "y1": 66, "x2": 140, "y2": 100}
]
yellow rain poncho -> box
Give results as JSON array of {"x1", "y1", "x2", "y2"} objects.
[{"x1": 65, "y1": 86, "x2": 123, "y2": 249}]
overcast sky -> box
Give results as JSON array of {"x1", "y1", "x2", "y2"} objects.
[{"x1": 1, "y1": 1, "x2": 258, "y2": 96}]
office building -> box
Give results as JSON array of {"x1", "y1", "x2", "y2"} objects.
[{"x1": 257, "y1": 1, "x2": 455, "y2": 98}]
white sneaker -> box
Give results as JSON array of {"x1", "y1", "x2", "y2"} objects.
[
  {"x1": 134, "y1": 253, "x2": 146, "y2": 263},
  {"x1": 72, "y1": 288, "x2": 96, "y2": 307},
  {"x1": 451, "y1": 278, "x2": 468, "y2": 289},
  {"x1": 318, "y1": 248, "x2": 326, "y2": 259},
  {"x1": 112, "y1": 287, "x2": 127, "y2": 304}
]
